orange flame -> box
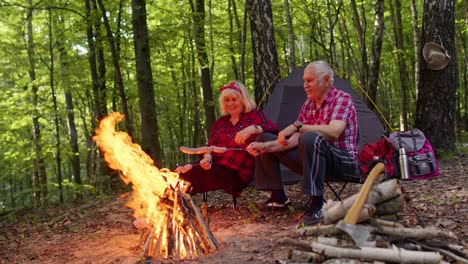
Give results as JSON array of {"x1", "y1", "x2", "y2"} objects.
[
  {"x1": 93, "y1": 112, "x2": 217, "y2": 259},
  {"x1": 93, "y1": 112, "x2": 179, "y2": 221}
]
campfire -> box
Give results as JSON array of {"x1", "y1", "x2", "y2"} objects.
[{"x1": 93, "y1": 112, "x2": 218, "y2": 260}]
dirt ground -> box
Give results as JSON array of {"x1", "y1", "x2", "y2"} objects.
[{"x1": 0, "y1": 154, "x2": 466, "y2": 264}]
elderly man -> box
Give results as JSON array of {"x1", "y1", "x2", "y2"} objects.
[{"x1": 247, "y1": 60, "x2": 358, "y2": 226}]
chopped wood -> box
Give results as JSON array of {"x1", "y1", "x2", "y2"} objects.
[
  {"x1": 296, "y1": 224, "x2": 341, "y2": 237},
  {"x1": 375, "y1": 195, "x2": 405, "y2": 216},
  {"x1": 369, "y1": 218, "x2": 404, "y2": 228},
  {"x1": 311, "y1": 242, "x2": 442, "y2": 264},
  {"x1": 324, "y1": 179, "x2": 402, "y2": 224},
  {"x1": 409, "y1": 240, "x2": 468, "y2": 263},
  {"x1": 374, "y1": 225, "x2": 458, "y2": 241},
  {"x1": 288, "y1": 249, "x2": 326, "y2": 263},
  {"x1": 278, "y1": 238, "x2": 443, "y2": 263},
  {"x1": 375, "y1": 214, "x2": 399, "y2": 222},
  {"x1": 306, "y1": 236, "x2": 354, "y2": 247}
]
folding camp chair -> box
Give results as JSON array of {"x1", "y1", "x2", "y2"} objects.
[{"x1": 202, "y1": 191, "x2": 238, "y2": 208}]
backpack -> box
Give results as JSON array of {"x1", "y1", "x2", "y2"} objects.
[
  {"x1": 358, "y1": 137, "x2": 399, "y2": 179},
  {"x1": 388, "y1": 129, "x2": 439, "y2": 180}
]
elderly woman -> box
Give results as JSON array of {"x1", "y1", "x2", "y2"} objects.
[{"x1": 175, "y1": 81, "x2": 278, "y2": 196}]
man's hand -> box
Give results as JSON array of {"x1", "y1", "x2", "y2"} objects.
[
  {"x1": 278, "y1": 124, "x2": 297, "y2": 146},
  {"x1": 246, "y1": 142, "x2": 269, "y2": 156}
]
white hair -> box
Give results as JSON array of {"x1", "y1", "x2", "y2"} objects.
[{"x1": 306, "y1": 61, "x2": 335, "y2": 85}]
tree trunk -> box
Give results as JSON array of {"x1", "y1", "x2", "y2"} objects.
[
  {"x1": 457, "y1": 3, "x2": 468, "y2": 131},
  {"x1": 56, "y1": 15, "x2": 82, "y2": 199},
  {"x1": 26, "y1": 2, "x2": 47, "y2": 207},
  {"x1": 325, "y1": 0, "x2": 342, "y2": 67},
  {"x1": 239, "y1": 0, "x2": 249, "y2": 84},
  {"x1": 48, "y1": 9, "x2": 64, "y2": 203},
  {"x1": 190, "y1": 0, "x2": 216, "y2": 138},
  {"x1": 97, "y1": 0, "x2": 134, "y2": 138},
  {"x1": 410, "y1": 0, "x2": 422, "y2": 99},
  {"x1": 131, "y1": 0, "x2": 163, "y2": 167},
  {"x1": 208, "y1": 0, "x2": 215, "y2": 88},
  {"x1": 228, "y1": 0, "x2": 239, "y2": 79},
  {"x1": 248, "y1": 0, "x2": 280, "y2": 108},
  {"x1": 366, "y1": 0, "x2": 385, "y2": 112},
  {"x1": 90, "y1": 0, "x2": 108, "y2": 122},
  {"x1": 416, "y1": 0, "x2": 457, "y2": 153},
  {"x1": 391, "y1": 0, "x2": 411, "y2": 131},
  {"x1": 350, "y1": 0, "x2": 369, "y2": 87},
  {"x1": 84, "y1": 0, "x2": 110, "y2": 190},
  {"x1": 284, "y1": 0, "x2": 296, "y2": 72}
]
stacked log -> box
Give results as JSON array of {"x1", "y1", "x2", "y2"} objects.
[
  {"x1": 323, "y1": 179, "x2": 404, "y2": 224},
  {"x1": 278, "y1": 179, "x2": 468, "y2": 263}
]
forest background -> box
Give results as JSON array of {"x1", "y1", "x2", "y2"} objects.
[{"x1": 0, "y1": 0, "x2": 466, "y2": 212}]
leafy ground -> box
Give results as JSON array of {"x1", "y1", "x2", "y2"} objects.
[{"x1": 0, "y1": 154, "x2": 466, "y2": 264}]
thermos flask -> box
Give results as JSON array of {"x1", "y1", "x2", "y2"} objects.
[{"x1": 399, "y1": 148, "x2": 410, "y2": 180}]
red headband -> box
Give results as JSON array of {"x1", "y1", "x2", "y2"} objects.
[{"x1": 219, "y1": 81, "x2": 242, "y2": 96}]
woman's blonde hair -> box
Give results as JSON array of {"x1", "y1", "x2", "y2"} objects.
[{"x1": 219, "y1": 81, "x2": 257, "y2": 115}]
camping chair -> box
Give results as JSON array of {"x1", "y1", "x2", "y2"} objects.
[{"x1": 202, "y1": 189, "x2": 238, "y2": 208}]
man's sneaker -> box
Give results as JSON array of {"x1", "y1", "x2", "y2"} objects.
[
  {"x1": 264, "y1": 197, "x2": 291, "y2": 210},
  {"x1": 300, "y1": 207, "x2": 323, "y2": 226}
]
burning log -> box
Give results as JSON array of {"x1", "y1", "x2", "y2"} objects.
[
  {"x1": 135, "y1": 191, "x2": 218, "y2": 259},
  {"x1": 93, "y1": 113, "x2": 218, "y2": 260}
]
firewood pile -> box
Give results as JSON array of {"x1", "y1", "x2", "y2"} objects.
[
  {"x1": 135, "y1": 187, "x2": 218, "y2": 260},
  {"x1": 276, "y1": 179, "x2": 468, "y2": 263}
]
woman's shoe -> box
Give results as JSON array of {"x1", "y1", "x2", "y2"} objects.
[{"x1": 264, "y1": 197, "x2": 291, "y2": 210}]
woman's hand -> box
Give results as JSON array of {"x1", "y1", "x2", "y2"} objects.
[
  {"x1": 199, "y1": 154, "x2": 212, "y2": 170},
  {"x1": 235, "y1": 125, "x2": 258, "y2": 145},
  {"x1": 174, "y1": 163, "x2": 193, "y2": 174}
]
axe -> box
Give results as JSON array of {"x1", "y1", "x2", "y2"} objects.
[{"x1": 337, "y1": 162, "x2": 385, "y2": 246}]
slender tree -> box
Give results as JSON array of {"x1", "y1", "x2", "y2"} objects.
[
  {"x1": 350, "y1": 0, "x2": 369, "y2": 87},
  {"x1": 56, "y1": 14, "x2": 82, "y2": 199},
  {"x1": 366, "y1": 0, "x2": 385, "y2": 112},
  {"x1": 410, "y1": 0, "x2": 422, "y2": 98},
  {"x1": 239, "y1": 0, "x2": 249, "y2": 84},
  {"x1": 228, "y1": 0, "x2": 239, "y2": 79},
  {"x1": 131, "y1": 0, "x2": 163, "y2": 167},
  {"x1": 390, "y1": 0, "x2": 411, "y2": 130},
  {"x1": 47, "y1": 8, "x2": 64, "y2": 203},
  {"x1": 26, "y1": 1, "x2": 47, "y2": 206},
  {"x1": 284, "y1": 0, "x2": 296, "y2": 72},
  {"x1": 190, "y1": 0, "x2": 216, "y2": 138},
  {"x1": 97, "y1": 0, "x2": 134, "y2": 138}
]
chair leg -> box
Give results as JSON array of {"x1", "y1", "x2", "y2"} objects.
[
  {"x1": 325, "y1": 181, "x2": 343, "y2": 201},
  {"x1": 203, "y1": 192, "x2": 208, "y2": 203},
  {"x1": 232, "y1": 193, "x2": 237, "y2": 209}
]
